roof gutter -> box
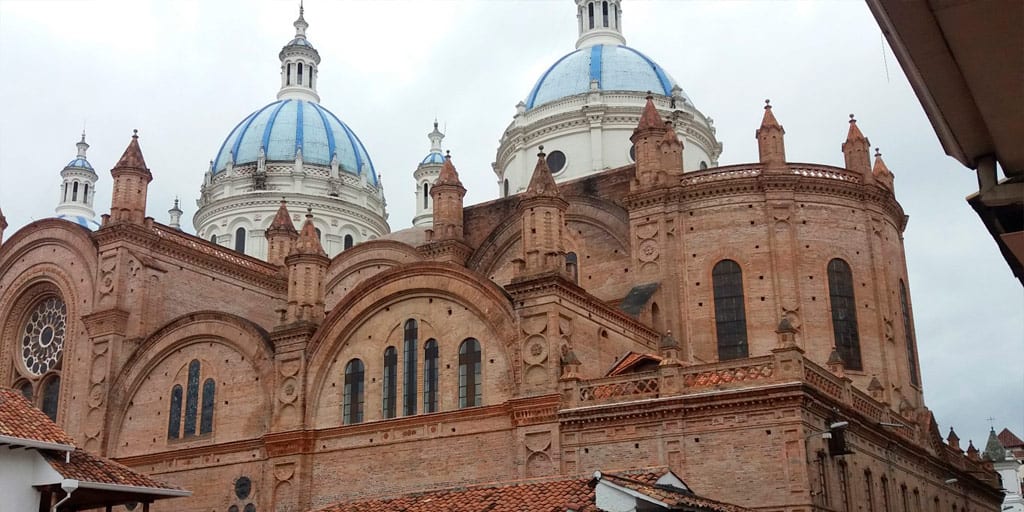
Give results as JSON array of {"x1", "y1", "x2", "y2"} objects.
[
  {"x1": 76, "y1": 481, "x2": 192, "y2": 498},
  {"x1": 0, "y1": 434, "x2": 75, "y2": 454}
]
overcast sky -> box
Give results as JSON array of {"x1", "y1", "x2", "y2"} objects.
[{"x1": 0, "y1": 0, "x2": 1020, "y2": 448}]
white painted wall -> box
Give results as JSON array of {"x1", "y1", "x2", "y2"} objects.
[{"x1": 0, "y1": 449, "x2": 63, "y2": 512}]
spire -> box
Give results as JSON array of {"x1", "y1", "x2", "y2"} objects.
[
  {"x1": 524, "y1": 147, "x2": 563, "y2": 199},
  {"x1": 277, "y1": 1, "x2": 321, "y2": 103},
  {"x1": 115, "y1": 130, "x2": 149, "y2": 172},
  {"x1": 294, "y1": 1, "x2": 308, "y2": 38},
  {"x1": 429, "y1": 152, "x2": 467, "y2": 245},
  {"x1": 290, "y1": 208, "x2": 327, "y2": 257},
  {"x1": 429, "y1": 119, "x2": 445, "y2": 153},
  {"x1": 436, "y1": 151, "x2": 462, "y2": 187},
  {"x1": 757, "y1": 99, "x2": 787, "y2": 168},
  {"x1": 168, "y1": 198, "x2": 183, "y2": 230},
  {"x1": 630, "y1": 95, "x2": 679, "y2": 189},
  {"x1": 947, "y1": 427, "x2": 962, "y2": 451},
  {"x1": 966, "y1": 440, "x2": 980, "y2": 461},
  {"x1": 76, "y1": 130, "x2": 89, "y2": 158},
  {"x1": 108, "y1": 130, "x2": 153, "y2": 225},
  {"x1": 575, "y1": 0, "x2": 626, "y2": 49},
  {"x1": 842, "y1": 114, "x2": 871, "y2": 176},
  {"x1": 983, "y1": 427, "x2": 1007, "y2": 461},
  {"x1": 265, "y1": 199, "x2": 299, "y2": 266},
  {"x1": 636, "y1": 95, "x2": 667, "y2": 133}
]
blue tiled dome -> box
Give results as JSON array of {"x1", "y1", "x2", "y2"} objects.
[
  {"x1": 57, "y1": 214, "x2": 100, "y2": 230},
  {"x1": 65, "y1": 157, "x2": 93, "y2": 171},
  {"x1": 420, "y1": 151, "x2": 445, "y2": 165},
  {"x1": 525, "y1": 45, "x2": 688, "y2": 110},
  {"x1": 212, "y1": 99, "x2": 377, "y2": 186}
]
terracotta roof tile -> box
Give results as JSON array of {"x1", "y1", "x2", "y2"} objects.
[
  {"x1": 997, "y1": 428, "x2": 1024, "y2": 449},
  {"x1": 113, "y1": 131, "x2": 149, "y2": 173},
  {"x1": 607, "y1": 351, "x2": 662, "y2": 377},
  {"x1": 600, "y1": 470, "x2": 755, "y2": 512},
  {"x1": 43, "y1": 448, "x2": 184, "y2": 492},
  {"x1": 0, "y1": 388, "x2": 75, "y2": 446}
]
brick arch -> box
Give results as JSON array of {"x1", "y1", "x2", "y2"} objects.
[
  {"x1": 323, "y1": 240, "x2": 423, "y2": 310},
  {"x1": 106, "y1": 311, "x2": 275, "y2": 454},
  {"x1": 468, "y1": 195, "x2": 629, "y2": 278},
  {"x1": 306, "y1": 262, "x2": 519, "y2": 425}
]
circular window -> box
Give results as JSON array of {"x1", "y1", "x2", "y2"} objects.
[
  {"x1": 244, "y1": 504, "x2": 256, "y2": 512},
  {"x1": 546, "y1": 150, "x2": 566, "y2": 173},
  {"x1": 228, "y1": 506, "x2": 239, "y2": 512},
  {"x1": 235, "y1": 476, "x2": 252, "y2": 500},
  {"x1": 21, "y1": 297, "x2": 67, "y2": 376},
  {"x1": 629, "y1": 145, "x2": 636, "y2": 162}
]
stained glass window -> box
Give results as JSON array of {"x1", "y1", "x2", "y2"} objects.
[
  {"x1": 343, "y1": 359, "x2": 364, "y2": 424},
  {"x1": 424, "y1": 339, "x2": 439, "y2": 413},
  {"x1": 828, "y1": 259, "x2": 862, "y2": 370},
  {"x1": 459, "y1": 338, "x2": 482, "y2": 408},
  {"x1": 713, "y1": 260, "x2": 748, "y2": 360},
  {"x1": 168, "y1": 385, "x2": 183, "y2": 439},
  {"x1": 899, "y1": 280, "x2": 919, "y2": 386},
  {"x1": 382, "y1": 347, "x2": 397, "y2": 419},
  {"x1": 200, "y1": 378, "x2": 215, "y2": 434},
  {"x1": 184, "y1": 359, "x2": 200, "y2": 437},
  {"x1": 403, "y1": 320, "x2": 417, "y2": 416},
  {"x1": 41, "y1": 376, "x2": 60, "y2": 421},
  {"x1": 22, "y1": 296, "x2": 67, "y2": 376}
]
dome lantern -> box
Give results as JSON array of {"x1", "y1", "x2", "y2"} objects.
[
  {"x1": 575, "y1": 0, "x2": 626, "y2": 49},
  {"x1": 54, "y1": 131, "x2": 101, "y2": 230},
  {"x1": 277, "y1": 1, "x2": 321, "y2": 103}
]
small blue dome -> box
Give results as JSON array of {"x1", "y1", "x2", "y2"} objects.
[
  {"x1": 525, "y1": 45, "x2": 687, "y2": 110},
  {"x1": 286, "y1": 37, "x2": 315, "y2": 49},
  {"x1": 57, "y1": 214, "x2": 100, "y2": 230},
  {"x1": 65, "y1": 158, "x2": 93, "y2": 171},
  {"x1": 212, "y1": 99, "x2": 377, "y2": 186},
  {"x1": 420, "y1": 151, "x2": 445, "y2": 165}
]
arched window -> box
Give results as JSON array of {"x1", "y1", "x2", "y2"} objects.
[
  {"x1": 17, "y1": 380, "x2": 32, "y2": 401},
  {"x1": 235, "y1": 227, "x2": 246, "y2": 253},
  {"x1": 816, "y1": 451, "x2": 830, "y2": 506},
  {"x1": 343, "y1": 359, "x2": 364, "y2": 424},
  {"x1": 41, "y1": 376, "x2": 60, "y2": 421},
  {"x1": 72, "y1": 181, "x2": 79, "y2": 202},
  {"x1": 899, "y1": 280, "x2": 919, "y2": 386},
  {"x1": 602, "y1": 1, "x2": 609, "y2": 27},
  {"x1": 827, "y1": 259, "x2": 862, "y2": 370},
  {"x1": 382, "y1": 347, "x2": 397, "y2": 419},
  {"x1": 458, "y1": 338, "x2": 482, "y2": 408},
  {"x1": 613, "y1": 3, "x2": 618, "y2": 28},
  {"x1": 315, "y1": 228, "x2": 322, "y2": 241},
  {"x1": 700, "y1": 161, "x2": 709, "y2": 170},
  {"x1": 713, "y1": 260, "x2": 748, "y2": 360},
  {"x1": 200, "y1": 378, "x2": 215, "y2": 434},
  {"x1": 183, "y1": 359, "x2": 201, "y2": 437},
  {"x1": 864, "y1": 470, "x2": 876, "y2": 512},
  {"x1": 423, "y1": 183, "x2": 430, "y2": 209},
  {"x1": 63, "y1": 183, "x2": 68, "y2": 202},
  {"x1": 900, "y1": 484, "x2": 909, "y2": 512},
  {"x1": 837, "y1": 461, "x2": 850, "y2": 512},
  {"x1": 83, "y1": 184, "x2": 89, "y2": 204},
  {"x1": 588, "y1": 2, "x2": 595, "y2": 29},
  {"x1": 503, "y1": 179, "x2": 510, "y2": 198},
  {"x1": 403, "y1": 320, "x2": 418, "y2": 416},
  {"x1": 565, "y1": 252, "x2": 578, "y2": 282},
  {"x1": 297, "y1": 62, "x2": 303, "y2": 85},
  {"x1": 423, "y1": 339, "x2": 439, "y2": 413},
  {"x1": 287, "y1": 63, "x2": 293, "y2": 85},
  {"x1": 344, "y1": 234, "x2": 354, "y2": 249},
  {"x1": 210, "y1": 234, "x2": 218, "y2": 244},
  {"x1": 881, "y1": 476, "x2": 892, "y2": 512},
  {"x1": 168, "y1": 385, "x2": 183, "y2": 439},
  {"x1": 651, "y1": 301, "x2": 663, "y2": 333}
]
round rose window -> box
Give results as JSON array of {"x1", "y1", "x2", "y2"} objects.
[{"x1": 22, "y1": 297, "x2": 67, "y2": 375}]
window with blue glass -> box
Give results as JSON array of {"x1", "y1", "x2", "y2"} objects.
[
  {"x1": 403, "y1": 320, "x2": 418, "y2": 416},
  {"x1": 168, "y1": 359, "x2": 216, "y2": 440},
  {"x1": 828, "y1": 259, "x2": 862, "y2": 370},
  {"x1": 343, "y1": 359, "x2": 365, "y2": 424},
  {"x1": 458, "y1": 338, "x2": 482, "y2": 408},
  {"x1": 423, "y1": 339, "x2": 439, "y2": 413},
  {"x1": 713, "y1": 260, "x2": 748, "y2": 361},
  {"x1": 382, "y1": 347, "x2": 397, "y2": 419}
]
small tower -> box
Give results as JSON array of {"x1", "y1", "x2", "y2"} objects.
[
  {"x1": 55, "y1": 131, "x2": 101, "y2": 228},
  {"x1": 277, "y1": 2, "x2": 321, "y2": 103},
  {"x1": 428, "y1": 152, "x2": 466, "y2": 242},
  {"x1": 630, "y1": 96, "x2": 681, "y2": 190},
  {"x1": 947, "y1": 427, "x2": 962, "y2": 452},
  {"x1": 872, "y1": 147, "x2": 895, "y2": 191},
  {"x1": 412, "y1": 121, "x2": 446, "y2": 227},
  {"x1": 266, "y1": 199, "x2": 299, "y2": 266},
  {"x1": 515, "y1": 147, "x2": 570, "y2": 278},
  {"x1": 575, "y1": 0, "x2": 626, "y2": 49},
  {"x1": 283, "y1": 208, "x2": 329, "y2": 325},
  {"x1": 842, "y1": 114, "x2": 872, "y2": 178},
  {"x1": 756, "y1": 100, "x2": 786, "y2": 170},
  {"x1": 107, "y1": 130, "x2": 152, "y2": 225},
  {"x1": 168, "y1": 198, "x2": 183, "y2": 230}
]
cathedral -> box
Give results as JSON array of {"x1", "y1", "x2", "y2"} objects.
[{"x1": 0, "y1": 1, "x2": 1005, "y2": 511}]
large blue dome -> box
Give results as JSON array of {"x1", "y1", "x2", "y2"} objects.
[
  {"x1": 212, "y1": 99, "x2": 376, "y2": 185},
  {"x1": 525, "y1": 45, "x2": 687, "y2": 110}
]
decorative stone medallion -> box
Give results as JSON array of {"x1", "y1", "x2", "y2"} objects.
[{"x1": 22, "y1": 297, "x2": 67, "y2": 375}]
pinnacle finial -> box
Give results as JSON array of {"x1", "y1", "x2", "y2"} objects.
[
  {"x1": 132, "y1": 129, "x2": 139, "y2": 138},
  {"x1": 538, "y1": 145, "x2": 546, "y2": 157},
  {"x1": 849, "y1": 114, "x2": 856, "y2": 123},
  {"x1": 80, "y1": 130, "x2": 87, "y2": 142},
  {"x1": 445, "y1": 150, "x2": 451, "y2": 159},
  {"x1": 765, "y1": 99, "x2": 771, "y2": 109}
]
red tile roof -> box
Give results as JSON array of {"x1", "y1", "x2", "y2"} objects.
[
  {"x1": 42, "y1": 448, "x2": 184, "y2": 492},
  {"x1": 607, "y1": 351, "x2": 662, "y2": 377},
  {"x1": 998, "y1": 428, "x2": 1024, "y2": 449},
  {"x1": 598, "y1": 471, "x2": 755, "y2": 512},
  {"x1": 0, "y1": 387, "x2": 75, "y2": 447}
]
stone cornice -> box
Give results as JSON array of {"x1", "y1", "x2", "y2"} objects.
[
  {"x1": 81, "y1": 309, "x2": 131, "y2": 337},
  {"x1": 194, "y1": 191, "x2": 389, "y2": 235},
  {"x1": 93, "y1": 221, "x2": 287, "y2": 293},
  {"x1": 114, "y1": 438, "x2": 264, "y2": 467}
]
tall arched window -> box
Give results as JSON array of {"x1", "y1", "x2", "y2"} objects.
[
  {"x1": 41, "y1": 376, "x2": 60, "y2": 421},
  {"x1": 864, "y1": 470, "x2": 876, "y2": 512},
  {"x1": 297, "y1": 62, "x2": 304, "y2": 85},
  {"x1": 565, "y1": 252, "x2": 578, "y2": 282},
  {"x1": 63, "y1": 183, "x2": 68, "y2": 202},
  {"x1": 344, "y1": 234, "x2": 354, "y2": 249},
  {"x1": 713, "y1": 260, "x2": 748, "y2": 360},
  {"x1": 458, "y1": 338, "x2": 482, "y2": 408},
  {"x1": 17, "y1": 381, "x2": 32, "y2": 401},
  {"x1": 382, "y1": 347, "x2": 398, "y2": 419},
  {"x1": 403, "y1": 320, "x2": 418, "y2": 416},
  {"x1": 287, "y1": 63, "x2": 293, "y2": 85},
  {"x1": 210, "y1": 234, "x2": 218, "y2": 244},
  {"x1": 503, "y1": 179, "x2": 510, "y2": 198},
  {"x1": 881, "y1": 476, "x2": 892, "y2": 512},
  {"x1": 838, "y1": 461, "x2": 850, "y2": 512},
  {"x1": 72, "y1": 181, "x2": 79, "y2": 201},
  {"x1": 423, "y1": 183, "x2": 430, "y2": 209},
  {"x1": 83, "y1": 184, "x2": 89, "y2": 204},
  {"x1": 899, "y1": 280, "x2": 919, "y2": 386},
  {"x1": 588, "y1": 2, "x2": 595, "y2": 29},
  {"x1": 602, "y1": 1, "x2": 609, "y2": 27},
  {"x1": 651, "y1": 301, "x2": 663, "y2": 333},
  {"x1": 183, "y1": 359, "x2": 201, "y2": 437},
  {"x1": 423, "y1": 339, "x2": 439, "y2": 413},
  {"x1": 235, "y1": 227, "x2": 246, "y2": 253},
  {"x1": 827, "y1": 259, "x2": 862, "y2": 370},
  {"x1": 200, "y1": 378, "x2": 215, "y2": 434},
  {"x1": 816, "y1": 451, "x2": 830, "y2": 506},
  {"x1": 343, "y1": 359, "x2": 364, "y2": 424},
  {"x1": 168, "y1": 385, "x2": 183, "y2": 439}
]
